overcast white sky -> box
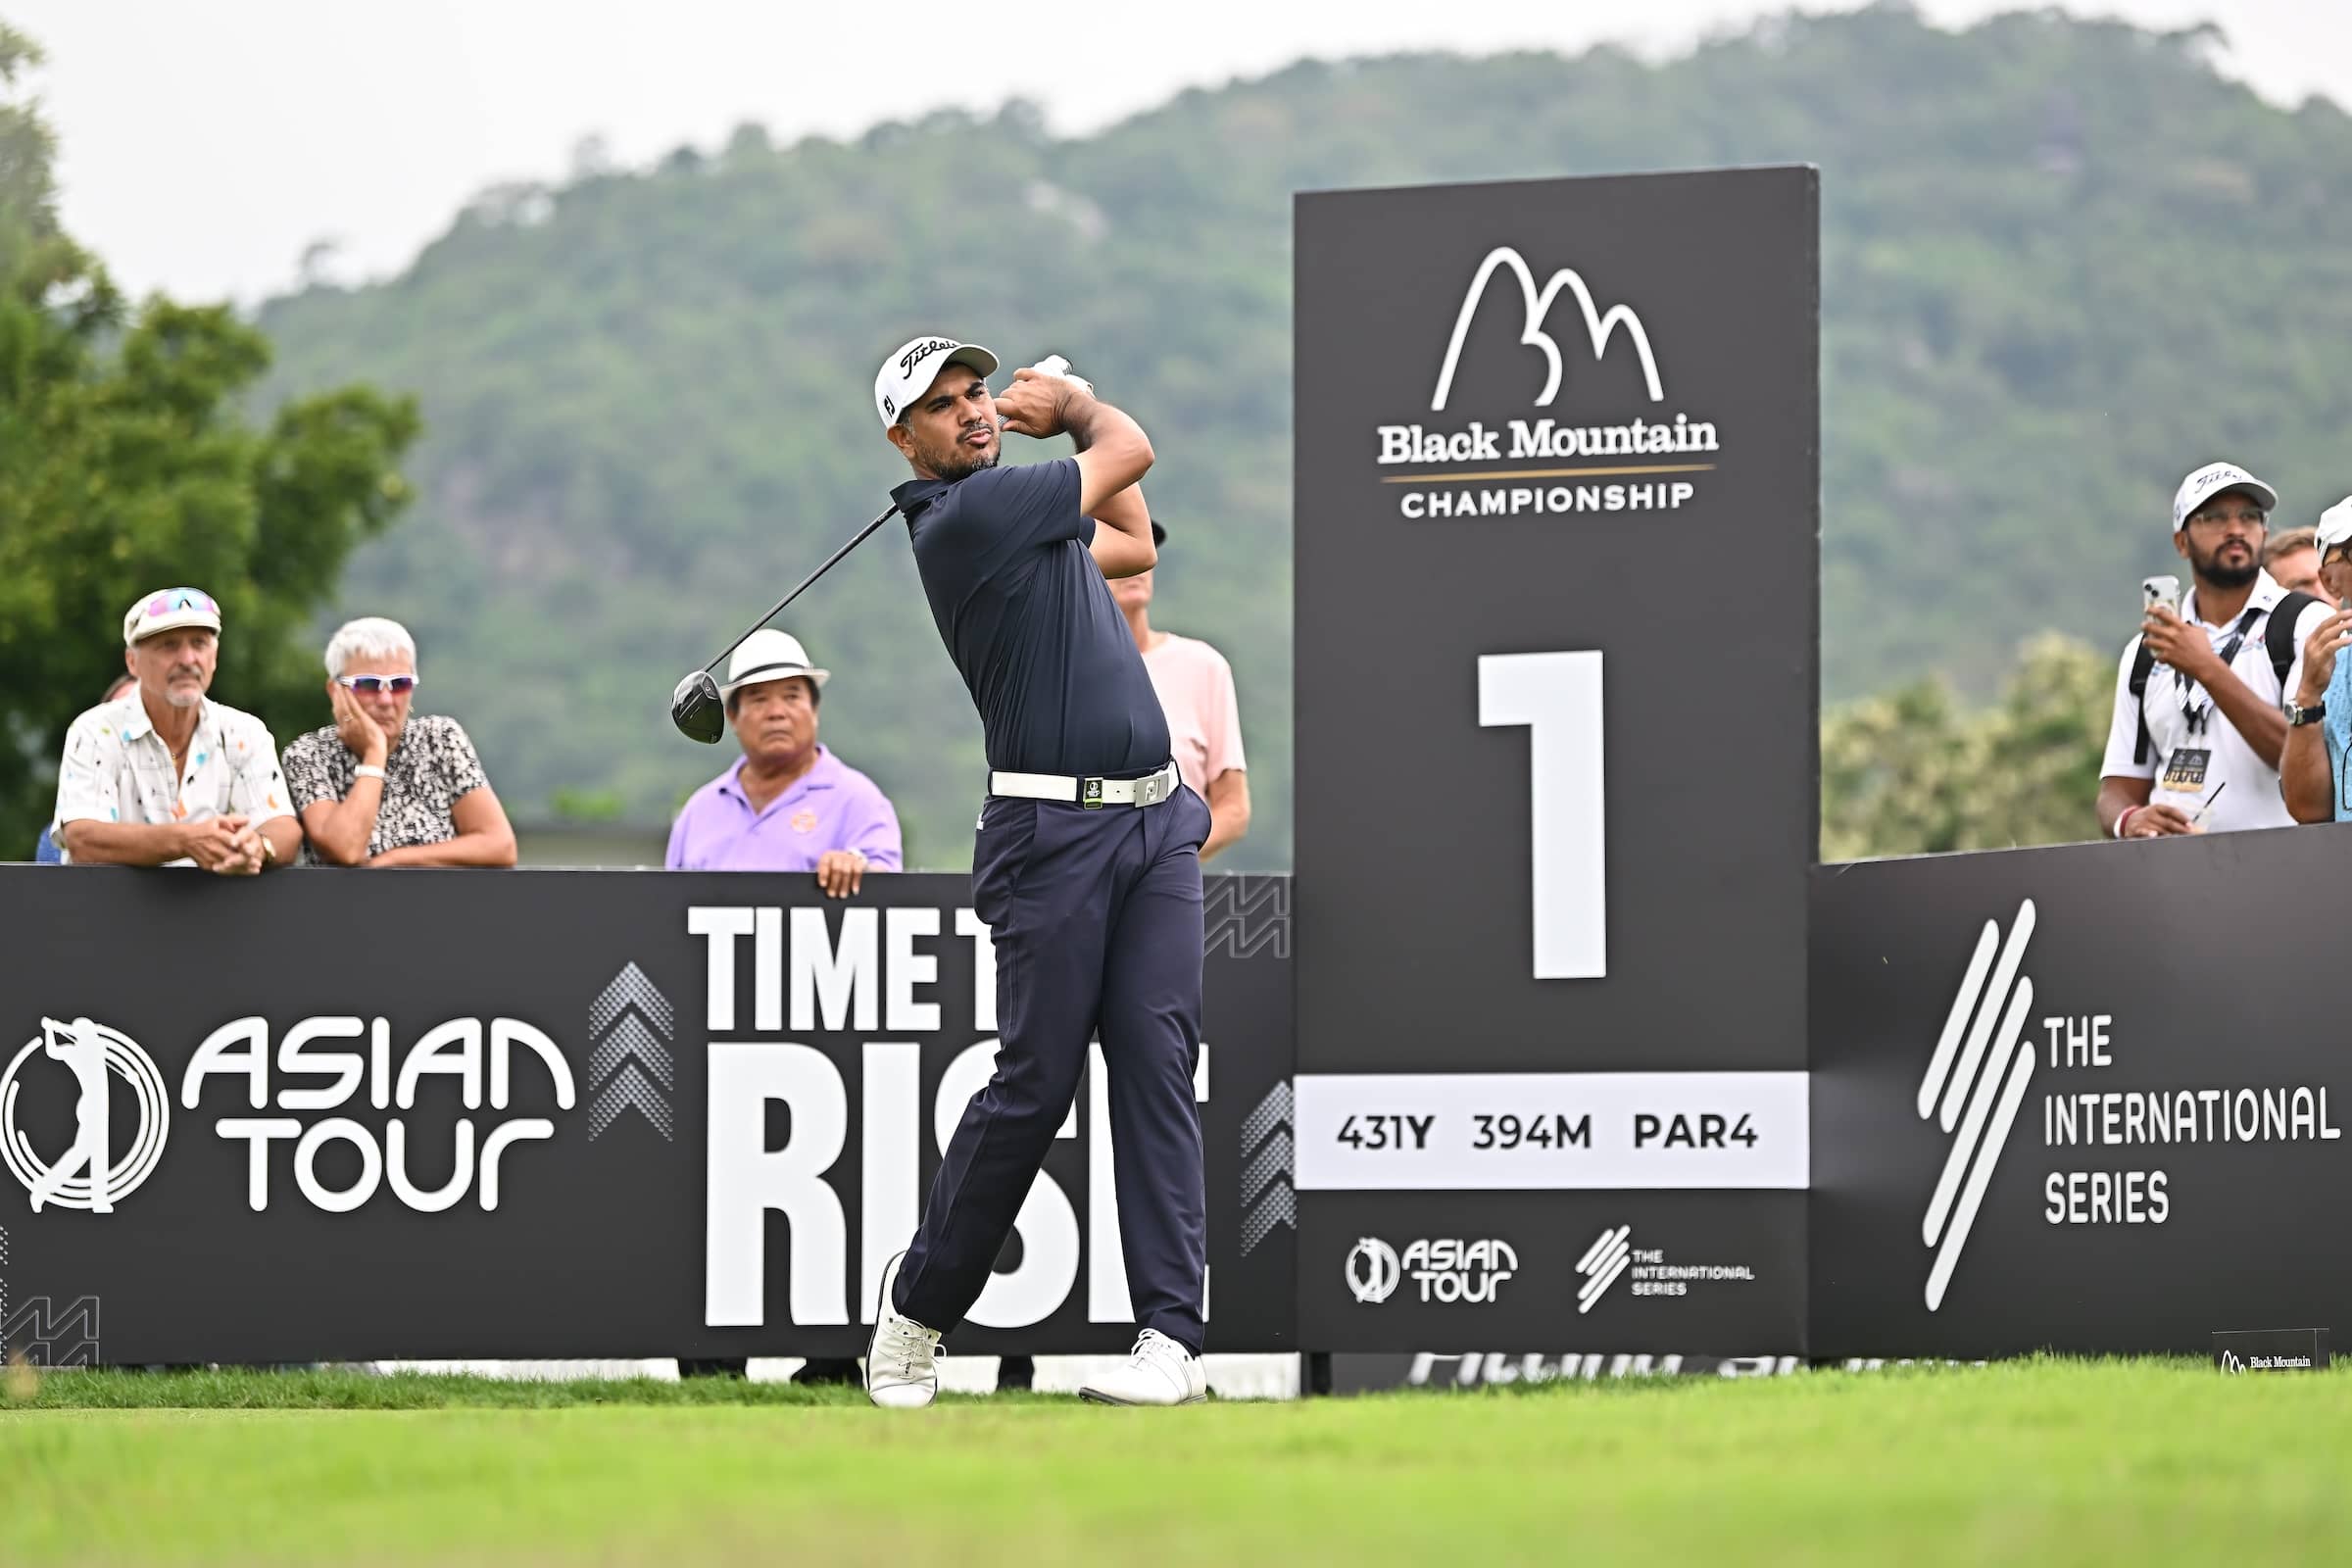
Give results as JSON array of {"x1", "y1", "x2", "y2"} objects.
[{"x1": 4, "y1": 0, "x2": 2336, "y2": 304}]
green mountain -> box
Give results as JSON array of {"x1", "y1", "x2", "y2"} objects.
[{"x1": 253, "y1": 4, "x2": 2352, "y2": 868}]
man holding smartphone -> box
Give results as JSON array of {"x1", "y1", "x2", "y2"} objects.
[{"x1": 2096, "y1": 463, "x2": 2330, "y2": 839}]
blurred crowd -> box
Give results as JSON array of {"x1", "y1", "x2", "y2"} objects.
[{"x1": 30, "y1": 523, "x2": 1250, "y2": 887}]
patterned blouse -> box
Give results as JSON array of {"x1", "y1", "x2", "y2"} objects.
[{"x1": 280, "y1": 714, "x2": 492, "y2": 866}]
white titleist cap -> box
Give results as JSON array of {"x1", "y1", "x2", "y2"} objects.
[
  {"x1": 874, "y1": 335, "x2": 999, "y2": 430},
  {"x1": 2315, "y1": 498, "x2": 2352, "y2": 559},
  {"x1": 2172, "y1": 462, "x2": 2278, "y2": 533},
  {"x1": 721, "y1": 629, "x2": 831, "y2": 699}
]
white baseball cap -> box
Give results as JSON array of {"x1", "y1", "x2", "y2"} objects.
[
  {"x1": 874, "y1": 335, "x2": 998, "y2": 430},
  {"x1": 122, "y1": 586, "x2": 221, "y2": 647},
  {"x1": 2172, "y1": 462, "x2": 2279, "y2": 533},
  {"x1": 2315, "y1": 498, "x2": 2352, "y2": 559},
  {"x1": 720, "y1": 629, "x2": 830, "y2": 699}
]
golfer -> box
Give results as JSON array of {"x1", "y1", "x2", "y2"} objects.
[{"x1": 864, "y1": 336, "x2": 1211, "y2": 1407}]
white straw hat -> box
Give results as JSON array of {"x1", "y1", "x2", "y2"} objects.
[{"x1": 720, "y1": 629, "x2": 830, "y2": 698}]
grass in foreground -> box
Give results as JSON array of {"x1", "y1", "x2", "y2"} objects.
[
  {"x1": 0, "y1": 1363, "x2": 954, "y2": 1410},
  {"x1": 2, "y1": 1358, "x2": 2345, "y2": 1565}
]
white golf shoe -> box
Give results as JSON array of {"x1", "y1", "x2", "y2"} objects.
[
  {"x1": 865, "y1": 1251, "x2": 943, "y2": 1409},
  {"x1": 1078, "y1": 1329, "x2": 1207, "y2": 1406}
]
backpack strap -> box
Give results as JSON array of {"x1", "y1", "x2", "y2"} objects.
[
  {"x1": 2129, "y1": 638, "x2": 2157, "y2": 766},
  {"x1": 2267, "y1": 590, "x2": 2320, "y2": 691},
  {"x1": 2133, "y1": 592, "x2": 2318, "y2": 765}
]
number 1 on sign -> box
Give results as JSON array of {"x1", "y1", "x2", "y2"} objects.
[{"x1": 1478, "y1": 652, "x2": 1605, "y2": 979}]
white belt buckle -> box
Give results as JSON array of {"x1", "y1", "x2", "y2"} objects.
[{"x1": 1137, "y1": 769, "x2": 1171, "y2": 808}]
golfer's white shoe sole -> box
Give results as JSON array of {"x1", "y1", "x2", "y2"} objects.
[
  {"x1": 1076, "y1": 1386, "x2": 1209, "y2": 1407},
  {"x1": 1077, "y1": 1331, "x2": 1209, "y2": 1405}
]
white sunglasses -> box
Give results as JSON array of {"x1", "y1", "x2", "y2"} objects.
[{"x1": 336, "y1": 674, "x2": 419, "y2": 696}]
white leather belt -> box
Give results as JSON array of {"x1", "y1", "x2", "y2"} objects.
[{"x1": 990, "y1": 760, "x2": 1179, "y2": 808}]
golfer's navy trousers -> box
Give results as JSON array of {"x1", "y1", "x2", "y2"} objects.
[{"x1": 895, "y1": 782, "x2": 1211, "y2": 1354}]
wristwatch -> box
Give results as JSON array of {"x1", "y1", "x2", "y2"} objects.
[{"x1": 2283, "y1": 696, "x2": 2328, "y2": 727}]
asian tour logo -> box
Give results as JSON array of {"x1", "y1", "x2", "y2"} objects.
[
  {"x1": 1347, "y1": 1237, "x2": 1402, "y2": 1303},
  {"x1": 0, "y1": 1017, "x2": 171, "y2": 1214},
  {"x1": 1346, "y1": 1235, "x2": 1517, "y2": 1305},
  {"x1": 1918, "y1": 899, "x2": 2038, "y2": 1311}
]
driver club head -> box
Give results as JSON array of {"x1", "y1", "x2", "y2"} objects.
[{"x1": 670, "y1": 669, "x2": 725, "y2": 744}]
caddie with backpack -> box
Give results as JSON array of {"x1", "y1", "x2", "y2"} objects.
[{"x1": 2096, "y1": 463, "x2": 2332, "y2": 839}]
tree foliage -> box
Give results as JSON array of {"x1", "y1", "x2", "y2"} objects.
[
  {"x1": 243, "y1": 5, "x2": 2352, "y2": 865},
  {"x1": 0, "y1": 22, "x2": 419, "y2": 850},
  {"x1": 1822, "y1": 634, "x2": 2114, "y2": 859}
]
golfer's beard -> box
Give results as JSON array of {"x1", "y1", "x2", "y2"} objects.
[
  {"x1": 928, "y1": 434, "x2": 1001, "y2": 482},
  {"x1": 162, "y1": 678, "x2": 204, "y2": 709},
  {"x1": 2195, "y1": 552, "x2": 2260, "y2": 590}
]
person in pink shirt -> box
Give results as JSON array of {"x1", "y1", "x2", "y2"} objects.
[
  {"x1": 664, "y1": 629, "x2": 903, "y2": 896},
  {"x1": 1111, "y1": 520, "x2": 1250, "y2": 861}
]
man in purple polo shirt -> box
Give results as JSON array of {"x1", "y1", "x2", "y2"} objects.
[
  {"x1": 668, "y1": 626, "x2": 901, "y2": 1385},
  {"x1": 664, "y1": 629, "x2": 903, "y2": 896}
]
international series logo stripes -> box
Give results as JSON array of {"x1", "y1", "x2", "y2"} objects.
[
  {"x1": 1576, "y1": 1223, "x2": 1632, "y2": 1313},
  {"x1": 1918, "y1": 898, "x2": 2037, "y2": 1311}
]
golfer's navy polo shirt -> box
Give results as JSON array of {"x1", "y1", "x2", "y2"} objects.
[{"x1": 894, "y1": 457, "x2": 1170, "y2": 779}]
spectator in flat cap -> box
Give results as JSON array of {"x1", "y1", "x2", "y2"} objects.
[
  {"x1": 52, "y1": 588, "x2": 300, "y2": 874},
  {"x1": 280, "y1": 616, "x2": 516, "y2": 867}
]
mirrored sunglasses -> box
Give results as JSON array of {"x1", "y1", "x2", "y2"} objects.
[
  {"x1": 336, "y1": 674, "x2": 419, "y2": 696},
  {"x1": 146, "y1": 588, "x2": 219, "y2": 616}
]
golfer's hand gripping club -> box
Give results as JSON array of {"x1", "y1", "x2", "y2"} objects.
[{"x1": 1031, "y1": 355, "x2": 1091, "y2": 394}]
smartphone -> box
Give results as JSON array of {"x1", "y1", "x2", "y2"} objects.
[{"x1": 2141, "y1": 574, "x2": 2180, "y2": 614}]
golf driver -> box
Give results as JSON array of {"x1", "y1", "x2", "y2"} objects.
[
  {"x1": 668, "y1": 355, "x2": 1087, "y2": 743},
  {"x1": 668, "y1": 502, "x2": 900, "y2": 742}
]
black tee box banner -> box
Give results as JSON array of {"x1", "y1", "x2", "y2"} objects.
[
  {"x1": 1811, "y1": 829, "x2": 2352, "y2": 1359},
  {"x1": 1292, "y1": 169, "x2": 1818, "y2": 1348},
  {"x1": 0, "y1": 867, "x2": 1295, "y2": 1363}
]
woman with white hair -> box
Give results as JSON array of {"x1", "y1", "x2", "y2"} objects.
[{"x1": 279, "y1": 616, "x2": 516, "y2": 867}]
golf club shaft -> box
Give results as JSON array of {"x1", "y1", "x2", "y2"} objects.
[
  {"x1": 696, "y1": 356, "x2": 1077, "y2": 676},
  {"x1": 701, "y1": 503, "x2": 900, "y2": 676}
]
